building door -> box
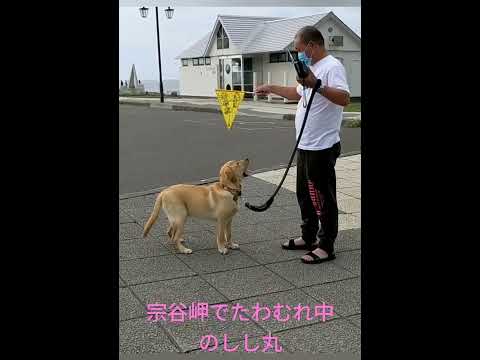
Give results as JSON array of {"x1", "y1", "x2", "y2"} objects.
[
  {"x1": 218, "y1": 59, "x2": 224, "y2": 89},
  {"x1": 222, "y1": 58, "x2": 233, "y2": 90},
  {"x1": 231, "y1": 57, "x2": 242, "y2": 91},
  {"x1": 242, "y1": 57, "x2": 253, "y2": 98}
]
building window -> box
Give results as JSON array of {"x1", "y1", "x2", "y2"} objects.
[
  {"x1": 244, "y1": 72, "x2": 253, "y2": 84},
  {"x1": 244, "y1": 84, "x2": 253, "y2": 94},
  {"x1": 329, "y1": 35, "x2": 344, "y2": 47},
  {"x1": 216, "y1": 24, "x2": 229, "y2": 50},
  {"x1": 287, "y1": 51, "x2": 298, "y2": 62},
  {"x1": 233, "y1": 72, "x2": 241, "y2": 84},
  {"x1": 243, "y1": 57, "x2": 252, "y2": 71},
  {"x1": 193, "y1": 58, "x2": 199, "y2": 66},
  {"x1": 270, "y1": 52, "x2": 287, "y2": 63},
  {"x1": 182, "y1": 59, "x2": 188, "y2": 66},
  {"x1": 232, "y1": 58, "x2": 241, "y2": 72},
  {"x1": 199, "y1": 57, "x2": 205, "y2": 65},
  {"x1": 205, "y1": 57, "x2": 211, "y2": 65}
]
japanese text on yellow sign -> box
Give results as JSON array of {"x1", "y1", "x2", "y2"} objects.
[{"x1": 215, "y1": 89, "x2": 245, "y2": 129}]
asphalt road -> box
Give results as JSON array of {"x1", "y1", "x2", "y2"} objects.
[{"x1": 119, "y1": 104, "x2": 360, "y2": 195}]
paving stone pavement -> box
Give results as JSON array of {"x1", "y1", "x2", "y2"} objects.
[{"x1": 119, "y1": 154, "x2": 361, "y2": 356}]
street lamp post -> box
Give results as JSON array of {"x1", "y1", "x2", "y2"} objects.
[{"x1": 139, "y1": 6, "x2": 174, "y2": 103}]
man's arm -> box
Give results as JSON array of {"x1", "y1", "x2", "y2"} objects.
[
  {"x1": 298, "y1": 67, "x2": 350, "y2": 107},
  {"x1": 255, "y1": 84, "x2": 301, "y2": 101},
  {"x1": 269, "y1": 85, "x2": 302, "y2": 101},
  {"x1": 317, "y1": 86, "x2": 350, "y2": 107}
]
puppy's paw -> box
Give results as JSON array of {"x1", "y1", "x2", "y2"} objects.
[
  {"x1": 218, "y1": 247, "x2": 229, "y2": 255},
  {"x1": 228, "y1": 243, "x2": 240, "y2": 249},
  {"x1": 178, "y1": 247, "x2": 193, "y2": 254}
]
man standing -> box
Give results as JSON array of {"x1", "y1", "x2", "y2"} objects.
[{"x1": 255, "y1": 26, "x2": 350, "y2": 264}]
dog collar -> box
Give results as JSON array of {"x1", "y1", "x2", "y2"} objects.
[{"x1": 222, "y1": 185, "x2": 241, "y2": 201}]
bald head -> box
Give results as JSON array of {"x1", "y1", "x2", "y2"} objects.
[
  {"x1": 293, "y1": 26, "x2": 327, "y2": 64},
  {"x1": 295, "y1": 26, "x2": 325, "y2": 47}
]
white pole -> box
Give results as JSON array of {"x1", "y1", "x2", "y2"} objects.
[
  {"x1": 240, "y1": 56, "x2": 244, "y2": 92},
  {"x1": 253, "y1": 72, "x2": 258, "y2": 101},
  {"x1": 283, "y1": 71, "x2": 288, "y2": 103},
  {"x1": 267, "y1": 71, "x2": 272, "y2": 102}
]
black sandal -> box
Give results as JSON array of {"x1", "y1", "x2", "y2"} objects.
[
  {"x1": 282, "y1": 238, "x2": 317, "y2": 250},
  {"x1": 301, "y1": 250, "x2": 336, "y2": 264}
]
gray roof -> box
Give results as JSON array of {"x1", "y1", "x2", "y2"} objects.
[
  {"x1": 210, "y1": 15, "x2": 283, "y2": 53},
  {"x1": 175, "y1": 15, "x2": 281, "y2": 59},
  {"x1": 176, "y1": 33, "x2": 211, "y2": 59},
  {"x1": 241, "y1": 13, "x2": 328, "y2": 54},
  {"x1": 176, "y1": 12, "x2": 360, "y2": 59}
]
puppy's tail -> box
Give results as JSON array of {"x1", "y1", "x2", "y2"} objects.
[{"x1": 143, "y1": 192, "x2": 163, "y2": 238}]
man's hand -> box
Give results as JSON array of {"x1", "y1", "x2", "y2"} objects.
[
  {"x1": 255, "y1": 84, "x2": 272, "y2": 96},
  {"x1": 296, "y1": 68, "x2": 318, "y2": 89}
]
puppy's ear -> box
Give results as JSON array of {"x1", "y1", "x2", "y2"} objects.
[{"x1": 220, "y1": 166, "x2": 238, "y2": 189}]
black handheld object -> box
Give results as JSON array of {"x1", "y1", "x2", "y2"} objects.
[
  {"x1": 288, "y1": 49, "x2": 309, "y2": 80},
  {"x1": 245, "y1": 70, "x2": 321, "y2": 212}
]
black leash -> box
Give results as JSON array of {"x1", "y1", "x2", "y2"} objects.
[{"x1": 245, "y1": 78, "x2": 322, "y2": 212}]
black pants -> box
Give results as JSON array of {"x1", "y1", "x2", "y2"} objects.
[{"x1": 296, "y1": 142, "x2": 341, "y2": 254}]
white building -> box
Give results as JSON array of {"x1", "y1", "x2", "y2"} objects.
[{"x1": 176, "y1": 12, "x2": 361, "y2": 100}]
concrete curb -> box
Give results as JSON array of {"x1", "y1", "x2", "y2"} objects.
[
  {"x1": 120, "y1": 97, "x2": 361, "y2": 126},
  {"x1": 282, "y1": 113, "x2": 361, "y2": 127},
  {"x1": 118, "y1": 100, "x2": 151, "y2": 107},
  {"x1": 342, "y1": 118, "x2": 362, "y2": 128},
  {"x1": 171, "y1": 104, "x2": 220, "y2": 114},
  {"x1": 119, "y1": 151, "x2": 360, "y2": 200}
]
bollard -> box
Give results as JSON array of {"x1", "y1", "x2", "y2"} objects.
[
  {"x1": 253, "y1": 72, "x2": 258, "y2": 101},
  {"x1": 267, "y1": 72, "x2": 272, "y2": 102}
]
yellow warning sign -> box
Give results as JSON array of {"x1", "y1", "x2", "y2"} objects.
[{"x1": 215, "y1": 89, "x2": 245, "y2": 129}]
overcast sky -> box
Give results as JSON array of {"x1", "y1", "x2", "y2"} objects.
[{"x1": 119, "y1": 6, "x2": 360, "y2": 81}]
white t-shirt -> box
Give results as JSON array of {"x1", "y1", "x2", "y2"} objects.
[{"x1": 295, "y1": 55, "x2": 350, "y2": 151}]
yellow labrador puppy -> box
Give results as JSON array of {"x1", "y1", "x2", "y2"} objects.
[{"x1": 143, "y1": 159, "x2": 250, "y2": 254}]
